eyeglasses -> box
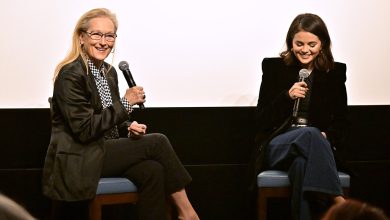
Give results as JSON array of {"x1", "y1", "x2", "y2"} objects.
[{"x1": 83, "y1": 31, "x2": 117, "y2": 42}]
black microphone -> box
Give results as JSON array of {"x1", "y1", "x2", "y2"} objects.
[
  {"x1": 118, "y1": 61, "x2": 145, "y2": 109},
  {"x1": 292, "y1": 69, "x2": 309, "y2": 118}
]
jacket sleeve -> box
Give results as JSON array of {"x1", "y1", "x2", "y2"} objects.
[
  {"x1": 53, "y1": 68, "x2": 128, "y2": 143},
  {"x1": 255, "y1": 58, "x2": 294, "y2": 136},
  {"x1": 325, "y1": 63, "x2": 349, "y2": 149}
]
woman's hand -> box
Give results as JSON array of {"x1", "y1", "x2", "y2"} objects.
[
  {"x1": 124, "y1": 86, "x2": 146, "y2": 105},
  {"x1": 128, "y1": 121, "x2": 147, "y2": 139},
  {"x1": 288, "y1": 82, "x2": 308, "y2": 100}
]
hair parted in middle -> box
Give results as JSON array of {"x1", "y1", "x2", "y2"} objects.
[{"x1": 280, "y1": 13, "x2": 334, "y2": 71}]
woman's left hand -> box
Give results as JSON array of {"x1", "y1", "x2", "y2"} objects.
[{"x1": 128, "y1": 121, "x2": 147, "y2": 139}]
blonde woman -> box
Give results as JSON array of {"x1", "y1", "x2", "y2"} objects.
[{"x1": 42, "y1": 8, "x2": 199, "y2": 220}]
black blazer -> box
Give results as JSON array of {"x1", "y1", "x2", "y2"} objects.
[
  {"x1": 247, "y1": 57, "x2": 348, "y2": 190},
  {"x1": 255, "y1": 57, "x2": 348, "y2": 148},
  {"x1": 42, "y1": 57, "x2": 129, "y2": 201}
]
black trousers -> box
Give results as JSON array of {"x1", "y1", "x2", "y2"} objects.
[{"x1": 101, "y1": 133, "x2": 192, "y2": 220}]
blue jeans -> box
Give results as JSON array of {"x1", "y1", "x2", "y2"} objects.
[{"x1": 266, "y1": 127, "x2": 343, "y2": 220}]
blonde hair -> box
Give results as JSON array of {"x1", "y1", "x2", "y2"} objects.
[{"x1": 53, "y1": 8, "x2": 118, "y2": 81}]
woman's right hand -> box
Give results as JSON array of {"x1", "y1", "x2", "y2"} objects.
[
  {"x1": 288, "y1": 82, "x2": 308, "y2": 100},
  {"x1": 124, "y1": 86, "x2": 146, "y2": 105},
  {"x1": 128, "y1": 121, "x2": 147, "y2": 139}
]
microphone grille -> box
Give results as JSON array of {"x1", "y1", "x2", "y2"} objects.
[
  {"x1": 299, "y1": 69, "x2": 310, "y2": 78},
  {"x1": 118, "y1": 61, "x2": 129, "y2": 71}
]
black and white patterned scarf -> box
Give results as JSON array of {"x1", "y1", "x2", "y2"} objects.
[{"x1": 88, "y1": 59, "x2": 120, "y2": 139}]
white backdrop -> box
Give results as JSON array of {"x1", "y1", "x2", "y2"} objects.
[{"x1": 1, "y1": 0, "x2": 390, "y2": 108}]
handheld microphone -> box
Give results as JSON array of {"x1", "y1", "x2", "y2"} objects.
[
  {"x1": 292, "y1": 69, "x2": 309, "y2": 118},
  {"x1": 118, "y1": 61, "x2": 145, "y2": 109}
]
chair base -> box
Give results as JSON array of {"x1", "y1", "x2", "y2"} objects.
[
  {"x1": 89, "y1": 192, "x2": 138, "y2": 220},
  {"x1": 257, "y1": 187, "x2": 349, "y2": 220}
]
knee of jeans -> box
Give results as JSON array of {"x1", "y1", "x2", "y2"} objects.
[{"x1": 301, "y1": 127, "x2": 322, "y2": 137}]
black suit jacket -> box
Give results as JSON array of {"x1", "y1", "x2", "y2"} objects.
[
  {"x1": 42, "y1": 57, "x2": 129, "y2": 201},
  {"x1": 255, "y1": 57, "x2": 348, "y2": 148}
]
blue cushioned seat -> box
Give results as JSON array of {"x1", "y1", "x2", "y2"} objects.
[
  {"x1": 96, "y1": 178, "x2": 138, "y2": 195},
  {"x1": 257, "y1": 170, "x2": 350, "y2": 188},
  {"x1": 90, "y1": 178, "x2": 139, "y2": 220},
  {"x1": 256, "y1": 170, "x2": 350, "y2": 220}
]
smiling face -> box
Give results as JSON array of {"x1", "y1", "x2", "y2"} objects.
[
  {"x1": 291, "y1": 31, "x2": 322, "y2": 70},
  {"x1": 80, "y1": 17, "x2": 116, "y2": 67}
]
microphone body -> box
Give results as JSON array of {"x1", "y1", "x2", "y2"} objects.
[
  {"x1": 118, "y1": 61, "x2": 145, "y2": 109},
  {"x1": 292, "y1": 69, "x2": 309, "y2": 118}
]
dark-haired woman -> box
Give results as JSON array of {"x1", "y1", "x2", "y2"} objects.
[{"x1": 254, "y1": 13, "x2": 348, "y2": 220}]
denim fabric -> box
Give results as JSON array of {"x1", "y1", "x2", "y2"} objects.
[{"x1": 266, "y1": 127, "x2": 342, "y2": 220}]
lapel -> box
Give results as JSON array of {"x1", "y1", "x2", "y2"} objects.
[
  {"x1": 311, "y1": 69, "x2": 329, "y2": 100},
  {"x1": 78, "y1": 57, "x2": 104, "y2": 111},
  {"x1": 284, "y1": 64, "x2": 301, "y2": 88},
  {"x1": 104, "y1": 65, "x2": 119, "y2": 103}
]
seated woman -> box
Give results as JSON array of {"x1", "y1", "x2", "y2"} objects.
[
  {"x1": 42, "y1": 8, "x2": 199, "y2": 220},
  {"x1": 253, "y1": 13, "x2": 349, "y2": 220}
]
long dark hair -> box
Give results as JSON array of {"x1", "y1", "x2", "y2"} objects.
[{"x1": 280, "y1": 13, "x2": 334, "y2": 71}]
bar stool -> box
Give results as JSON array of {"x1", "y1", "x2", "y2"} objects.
[{"x1": 89, "y1": 178, "x2": 138, "y2": 220}]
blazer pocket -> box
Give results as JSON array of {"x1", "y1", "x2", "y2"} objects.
[{"x1": 54, "y1": 152, "x2": 92, "y2": 197}]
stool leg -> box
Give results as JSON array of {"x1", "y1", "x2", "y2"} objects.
[
  {"x1": 258, "y1": 192, "x2": 267, "y2": 220},
  {"x1": 89, "y1": 199, "x2": 101, "y2": 220}
]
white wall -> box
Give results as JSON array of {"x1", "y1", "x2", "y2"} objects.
[{"x1": 1, "y1": 0, "x2": 389, "y2": 108}]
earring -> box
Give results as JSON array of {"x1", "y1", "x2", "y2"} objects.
[{"x1": 111, "y1": 47, "x2": 115, "y2": 53}]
